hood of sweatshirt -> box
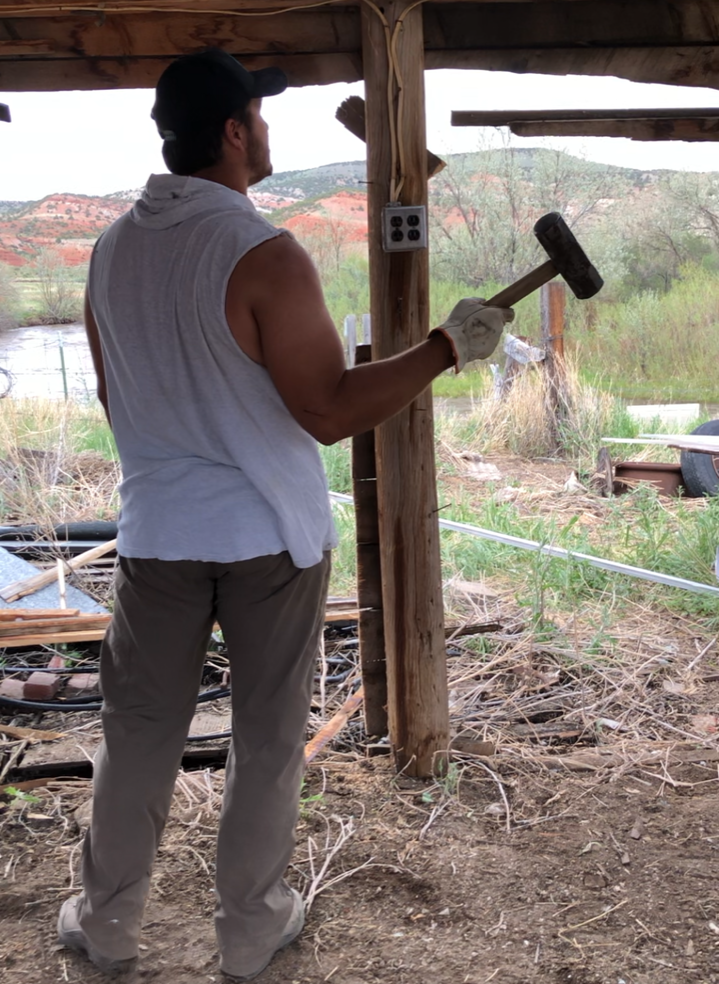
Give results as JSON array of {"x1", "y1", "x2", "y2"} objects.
[{"x1": 130, "y1": 173, "x2": 253, "y2": 230}]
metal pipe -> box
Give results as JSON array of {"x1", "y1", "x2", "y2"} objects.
[{"x1": 329, "y1": 492, "x2": 719, "y2": 599}]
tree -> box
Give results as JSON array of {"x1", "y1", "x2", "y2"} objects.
[
  {"x1": 0, "y1": 263, "x2": 20, "y2": 331},
  {"x1": 429, "y1": 140, "x2": 622, "y2": 293},
  {"x1": 35, "y1": 248, "x2": 83, "y2": 323}
]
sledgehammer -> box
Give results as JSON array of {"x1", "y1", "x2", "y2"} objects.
[{"x1": 485, "y1": 212, "x2": 603, "y2": 308}]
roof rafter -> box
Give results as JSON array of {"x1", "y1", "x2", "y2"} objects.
[{"x1": 2, "y1": 0, "x2": 719, "y2": 92}]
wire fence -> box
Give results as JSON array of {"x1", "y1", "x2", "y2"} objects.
[{"x1": 0, "y1": 325, "x2": 97, "y2": 401}]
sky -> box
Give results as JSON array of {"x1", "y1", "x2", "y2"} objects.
[{"x1": 3, "y1": 69, "x2": 719, "y2": 200}]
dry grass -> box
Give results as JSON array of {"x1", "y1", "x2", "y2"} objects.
[
  {"x1": 0, "y1": 398, "x2": 119, "y2": 527},
  {"x1": 436, "y1": 361, "x2": 623, "y2": 463}
]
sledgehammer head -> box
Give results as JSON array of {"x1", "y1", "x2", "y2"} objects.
[{"x1": 534, "y1": 212, "x2": 603, "y2": 300}]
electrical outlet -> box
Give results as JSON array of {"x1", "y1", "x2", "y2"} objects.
[{"x1": 381, "y1": 204, "x2": 427, "y2": 252}]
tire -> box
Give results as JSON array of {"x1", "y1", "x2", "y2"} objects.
[{"x1": 680, "y1": 419, "x2": 719, "y2": 497}]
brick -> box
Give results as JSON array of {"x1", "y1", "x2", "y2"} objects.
[
  {"x1": 23, "y1": 671, "x2": 61, "y2": 701},
  {"x1": 0, "y1": 677, "x2": 25, "y2": 700},
  {"x1": 65, "y1": 673, "x2": 99, "y2": 694}
]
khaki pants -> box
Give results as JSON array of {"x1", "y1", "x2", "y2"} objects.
[{"x1": 76, "y1": 550, "x2": 331, "y2": 975}]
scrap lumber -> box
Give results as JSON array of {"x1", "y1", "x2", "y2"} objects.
[
  {"x1": 0, "y1": 608, "x2": 80, "y2": 619},
  {"x1": 0, "y1": 615, "x2": 111, "y2": 638},
  {"x1": 0, "y1": 629, "x2": 108, "y2": 647},
  {"x1": 0, "y1": 724, "x2": 65, "y2": 741},
  {"x1": 305, "y1": 686, "x2": 364, "y2": 764},
  {"x1": 336, "y1": 95, "x2": 446, "y2": 178},
  {"x1": 0, "y1": 539, "x2": 117, "y2": 603}
]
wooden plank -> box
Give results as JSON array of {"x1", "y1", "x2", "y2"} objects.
[
  {"x1": 423, "y1": 1, "x2": 719, "y2": 48},
  {"x1": 0, "y1": 539, "x2": 117, "y2": 603},
  {"x1": 305, "y1": 686, "x2": 364, "y2": 765},
  {"x1": 0, "y1": 52, "x2": 362, "y2": 90},
  {"x1": 452, "y1": 108, "x2": 719, "y2": 142},
  {"x1": 426, "y1": 47, "x2": 719, "y2": 90},
  {"x1": 0, "y1": 724, "x2": 65, "y2": 741},
  {"x1": 0, "y1": 629, "x2": 107, "y2": 646},
  {"x1": 0, "y1": 615, "x2": 111, "y2": 635},
  {"x1": 0, "y1": 608, "x2": 80, "y2": 619},
  {"x1": 352, "y1": 342, "x2": 387, "y2": 738},
  {"x1": 362, "y1": 0, "x2": 449, "y2": 778},
  {"x1": 453, "y1": 108, "x2": 719, "y2": 126},
  {"x1": 0, "y1": 9, "x2": 360, "y2": 57},
  {"x1": 336, "y1": 95, "x2": 446, "y2": 178}
]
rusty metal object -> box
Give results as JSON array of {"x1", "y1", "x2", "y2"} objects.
[{"x1": 613, "y1": 461, "x2": 685, "y2": 497}]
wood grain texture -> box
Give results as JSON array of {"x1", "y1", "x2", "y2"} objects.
[
  {"x1": 0, "y1": 51, "x2": 362, "y2": 90},
  {"x1": 362, "y1": 0, "x2": 448, "y2": 778},
  {"x1": 453, "y1": 109, "x2": 719, "y2": 142},
  {"x1": 336, "y1": 95, "x2": 446, "y2": 177},
  {"x1": 352, "y1": 342, "x2": 388, "y2": 737},
  {"x1": 5, "y1": 0, "x2": 719, "y2": 91},
  {"x1": 427, "y1": 46, "x2": 719, "y2": 88}
]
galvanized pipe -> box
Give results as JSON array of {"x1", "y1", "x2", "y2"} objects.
[{"x1": 329, "y1": 492, "x2": 719, "y2": 598}]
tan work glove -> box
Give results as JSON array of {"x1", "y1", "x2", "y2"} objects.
[{"x1": 431, "y1": 298, "x2": 515, "y2": 373}]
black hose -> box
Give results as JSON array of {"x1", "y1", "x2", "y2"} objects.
[
  {"x1": 186, "y1": 730, "x2": 232, "y2": 742},
  {"x1": 2, "y1": 665, "x2": 101, "y2": 674},
  {"x1": 0, "y1": 686, "x2": 232, "y2": 714}
]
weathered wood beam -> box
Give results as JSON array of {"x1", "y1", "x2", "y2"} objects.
[
  {"x1": 0, "y1": 8, "x2": 360, "y2": 55},
  {"x1": 362, "y1": 0, "x2": 449, "y2": 778},
  {"x1": 452, "y1": 108, "x2": 719, "y2": 141},
  {"x1": 426, "y1": 47, "x2": 719, "y2": 89},
  {"x1": 423, "y1": 1, "x2": 719, "y2": 48},
  {"x1": 336, "y1": 95, "x2": 446, "y2": 177},
  {"x1": 0, "y1": 52, "x2": 362, "y2": 90},
  {"x1": 352, "y1": 342, "x2": 388, "y2": 739},
  {"x1": 4, "y1": 0, "x2": 719, "y2": 93}
]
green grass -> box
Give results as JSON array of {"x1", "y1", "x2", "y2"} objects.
[{"x1": 1, "y1": 396, "x2": 717, "y2": 623}]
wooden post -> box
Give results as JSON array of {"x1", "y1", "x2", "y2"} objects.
[
  {"x1": 540, "y1": 281, "x2": 567, "y2": 446},
  {"x1": 361, "y1": 0, "x2": 449, "y2": 777},
  {"x1": 352, "y1": 343, "x2": 387, "y2": 737}
]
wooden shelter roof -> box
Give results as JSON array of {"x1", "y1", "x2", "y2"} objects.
[{"x1": 2, "y1": 0, "x2": 719, "y2": 93}]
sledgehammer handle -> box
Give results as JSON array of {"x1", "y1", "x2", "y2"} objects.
[{"x1": 485, "y1": 259, "x2": 557, "y2": 309}]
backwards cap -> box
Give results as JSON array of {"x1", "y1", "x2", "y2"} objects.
[{"x1": 152, "y1": 48, "x2": 287, "y2": 141}]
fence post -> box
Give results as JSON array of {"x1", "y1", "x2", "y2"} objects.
[
  {"x1": 540, "y1": 281, "x2": 567, "y2": 445},
  {"x1": 362, "y1": 312, "x2": 372, "y2": 345},
  {"x1": 57, "y1": 332, "x2": 69, "y2": 401},
  {"x1": 344, "y1": 314, "x2": 357, "y2": 367},
  {"x1": 352, "y1": 342, "x2": 387, "y2": 737}
]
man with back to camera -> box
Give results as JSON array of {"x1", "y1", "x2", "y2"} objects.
[{"x1": 56, "y1": 48, "x2": 513, "y2": 981}]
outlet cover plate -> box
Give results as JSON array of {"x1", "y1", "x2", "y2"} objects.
[{"x1": 381, "y1": 204, "x2": 428, "y2": 252}]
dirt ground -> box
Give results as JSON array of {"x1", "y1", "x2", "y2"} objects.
[
  {"x1": 1, "y1": 753, "x2": 718, "y2": 984},
  {"x1": 2, "y1": 452, "x2": 719, "y2": 984}
]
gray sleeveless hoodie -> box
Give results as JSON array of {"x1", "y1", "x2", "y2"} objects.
[{"x1": 88, "y1": 173, "x2": 336, "y2": 567}]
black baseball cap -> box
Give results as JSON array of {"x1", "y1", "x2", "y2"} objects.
[{"x1": 152, "y1": 48, "x2": 287, "y2": 140}]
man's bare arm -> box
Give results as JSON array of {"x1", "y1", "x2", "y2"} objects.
[
  {"x1": 83, "y1": 291, "x2": 111, "y2": 427},
  {"x1": 230, "y1": 235, "x2": 454, "y2": 445}
]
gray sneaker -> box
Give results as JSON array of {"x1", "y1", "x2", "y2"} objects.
[
  {"x1": 222, "y1": 888, "x2": 305, "y2": 982},
  {"x1": 57, "y1": 896, "x2": 137, "y2": 976}
]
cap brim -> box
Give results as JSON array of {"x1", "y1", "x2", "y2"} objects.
[{"x1": 250, "y1": 67, "x2": 288, "y2": 98}]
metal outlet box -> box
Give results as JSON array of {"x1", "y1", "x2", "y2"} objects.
[{"x1": 381, "y1": 204, "x2": 427, "y2": 252}]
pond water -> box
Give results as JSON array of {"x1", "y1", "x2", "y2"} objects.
[
  {"x1": 1, "y1": 324, "x2": 718, "y2": 421},
  {"x1": 0, "y1": 323, "x2": 95, "y2": 400}
]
